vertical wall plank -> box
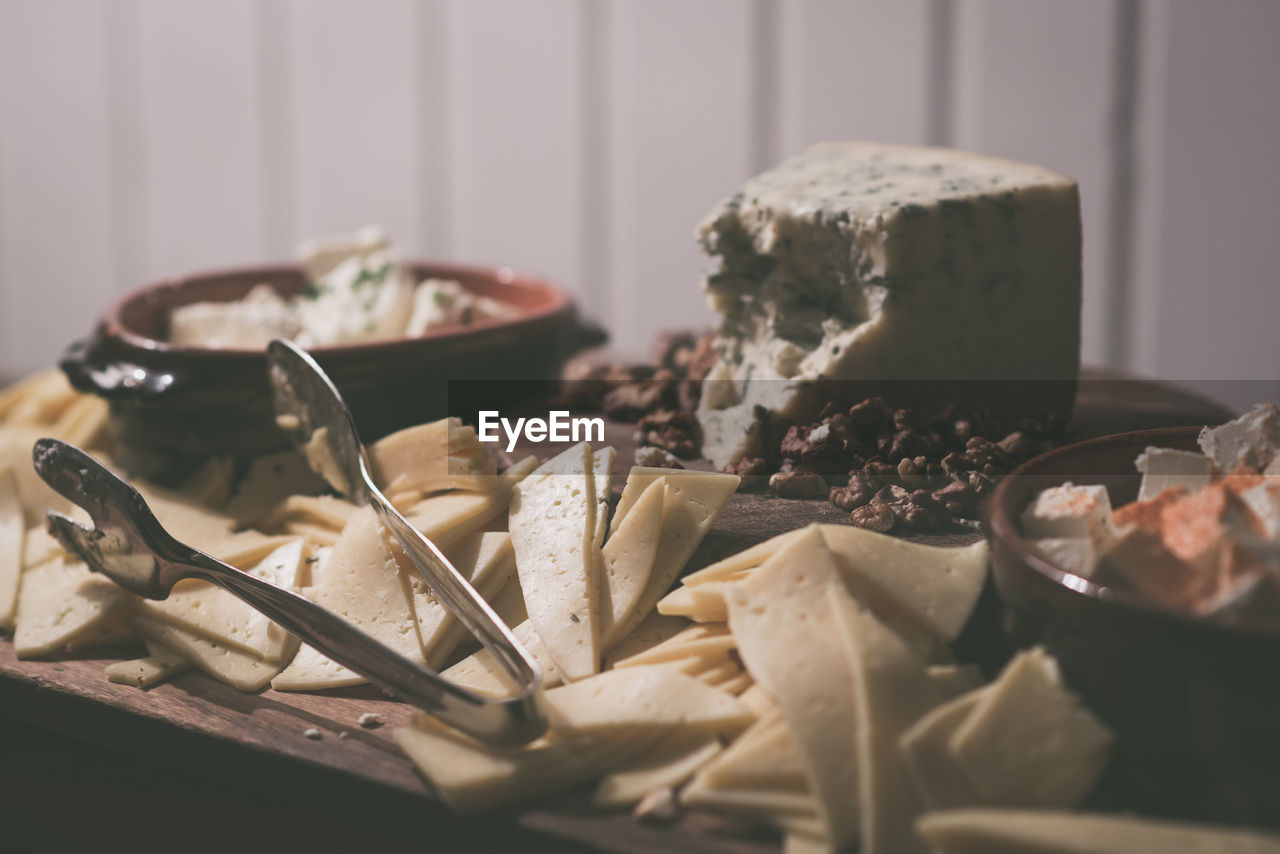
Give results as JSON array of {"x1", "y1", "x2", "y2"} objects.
[
  {"x1": 1131, "y1": 0, "x2": 1280, "y2": 407},
  {"x1": 290, "y1": 0, "x2": 421, "y2": 252},
  {"x1": 447, "y1": 0, "x2": 585, "y2": 300},
  {"x1": 136, "y1": 0, "x2": 264, "y2": 279},
  {"x1": 952, "y1": 0, "x2": 1121, "y2": 368},
  {"x1": 0, "y1": 0, "x2": 115, "y2": 376},
  {"x1": 777, "y1": 0, "x2": 934, "y2": 159},
  {"x1": 608, "y1": 0, "x2": 755, "y2": 355}
]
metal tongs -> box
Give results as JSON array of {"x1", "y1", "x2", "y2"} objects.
[{"x1": 33, "y1": 339, "x2": 545, "y2": 746}]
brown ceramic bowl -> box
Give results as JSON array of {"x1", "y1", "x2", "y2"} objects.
[
  {"x1": 61, "y1": 262, "x2": 601, "y2": 481},
  {"x1": 986, "y1": 426, "x2": 1280, "y2": 828}
]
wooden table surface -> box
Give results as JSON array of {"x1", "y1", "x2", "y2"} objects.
[{"x1": 0, "y1": 372, "x2": 1236, "y2": 852}]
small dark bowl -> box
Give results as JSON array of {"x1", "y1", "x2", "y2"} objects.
[
  {"x1": 987, "y1": 426, "x2": 1280, "y2": 828},
  {"x1": 61, "y1": 262, "x2": 600, "y2": 481}
]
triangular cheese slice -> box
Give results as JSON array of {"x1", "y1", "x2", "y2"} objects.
[
  {"x1": 820, "y1": 525, "x2": 989, "y2": 642},
  {"x1": 0, "y1": 469, "x2": 23, "y2": 629},
  {"x1": 136, "y1": 539, "x2": 306, "y2": 662},
  {"x1": 829, "y1": 583, "x2": 939, "y2": 854},
  {"x1": 600, "y1": 475, "x2": 665, "y2": 631},
  {"x1": 724, "y1": 526, "x2": 860, "y2": 848},
  {"x1": 602, "y1": 469, "x2": 739, "y2": 648},
  {"x1": 134, "y1": 614, "x2": 282, "y2": 692},
  {"x1": 679, "y1": 528, "x2": 808, "y2": 587},
  {"x1": 224, "y1": 450, "x2": 329, "y2": 525},
  {"x1": 404, "y1": 489, "x2": 510, "y2": 550},
  {"x1": 540, "y1": 665, "x2": 752, "y2": 737},
  {"x1": 916, "y1": 809, "x2": 1280, "y2": 854},
  {"x1": 394, "y1": 717, "x2": 663, "y2": 814},
  {"x1": 271, "y1": 507, "x2": 423, "y2": 690},
  {"x1": 610, "y1": 622, "x2": 735, "y2": 668},
  {"x1": 591, "y1": 730, "x2": 723, "y2": 809},
  {"x1": 13, "y1": 558, "x2": 131, "y2": 657},
  {"x1": 440, "y1": 618, "x2": 562, "y2": 698},
  {"x1": 600, "y1": 610, "x2": 688, "y2": 669},
  {"x1": 899, "y1": 688, "x2": 990, "y2": 810},
  {"x1": 508, "y1": 442, "x2": 600, "y2": 681},
  {"x1": 697, "y1": 711, "x2": 809, "y2": 792},
  {"x1": 368, "y1": 418, "x2": 498, "y2": 495}
]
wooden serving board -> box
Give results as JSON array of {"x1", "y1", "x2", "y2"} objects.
[{"x1": 0, "y1": 373, "x2": 1234, "y2": 851}]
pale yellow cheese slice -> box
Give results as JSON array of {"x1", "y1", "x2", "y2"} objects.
[
  {"x1": 391, "y1": 529, "x2": 514, "y2": 666},
  {"x1": 656, "y1": 580, "x2": 736, "y2": 622},
  {"x1": 600, "y1": 609, "x2": 688, "y2": 669},
  {"x1": 698, "y1": 711, "x2": 809, "y2": 792},
  {"x1": 0, "y1": 368, "x2": 78, "y2": 424},
  {"x1": 541, "y1": 665, "x2": 753, "y2": 737},
  {"x1": 49, "y1": 394, "x2": 109, "y2": 448},
  {"x1": 508, "y1": 442, "x2": 600, "y2": 681},
  {"x1": 899, "y1": 688, "x2": 990, "y2": 810},
  {"x1": 602, "y1": 469, "x2": 740, "y2": 648},
  {"x1": 600, "y1": 474, "x2": 665, "y2": 629},
  {"x1": 258, "y1": 494, "x2": 358, "y2": 533},
  {"x1": 718, "y1": 671, "x2": 753, "y2": 696},
  {"x1": 213, "y1": 532, "x2": 303, "y2": 570},
  {"x1": 134, "y1": 614, "x2": 281, "y2": 692},
  {"x1": 0, "y1": 469, "x2": 23, "y2": 629},
  {"x1": 949, "y1": 647, "x2": 1113, "y2": 808},
  {"x1": 176, "y1": 456, "x2": 236, "y2": 507},
  {"x1": 738, "y1": 683, "x2": 777, "y2": 718},
  {"x1": 927, "y1": 663, "x2": 986, "y2": 700},
  {"x1": 134, "y1": 481, "x2": 238, "y2": 552},
  {"x1": 395, "y1": 717, "x2": 663, "y2": 813},
  {"x1": 0, "y1": 424, "x2": 78, "y2": 526},
  {"x1": 136, "y1": 539, "x2": 306, "y2": 662},
  {"x1": 829, "y1": 583, "x2": 939, "y2": 854},
  {"x1": 916, "y1": 809, "x2": 1280, "y2": 854},
  {"x1": 272, "y1": 508, "x2": 424, "y2": 690},
  {"x1": 368, "y1": 418, "x2": 498, "y2": 495},
  {"x1": 225, "y1": 450, "x2": 329, "y2": 525},
  {"x1": 23, "y1": 523, "x2": 63, "y2": 569},
  {"x1": 440, "y1": 619, "x2": 563, "y2": 697},
  {"x1": 104, "y1": 641, "x2": 192, "y2": 689},
  {"x1": 610, "y1": 622, "x2": 735, "y2": 668},
  {"x1": 404, "y1": 488, "x2": 510, "y2": 551},
  {"x1": 693, "y1": 658, "x2": 742, "y2": 688},
  {"x1": 679, "y1": 527, "x2": 807, "y2": 587},
  {"x1": 820, "y1": 525, "x2": 989, "y2": 642},
  {"x1": 680, "y1": 776, "x2": 820, "y2": 818},
  {"x1": 724, "y1": 527, "x2": 860, "y2": 848},
  {"x1": 13, "y1": 558, "x2": 131, "y2": 657},
  {"x1": 591, "y1": 730, "x2": 723, "y2": 809}
]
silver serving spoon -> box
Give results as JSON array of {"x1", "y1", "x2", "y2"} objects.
[{"x1": 261, "y1": 338, "x2": 542, "y2": 699}]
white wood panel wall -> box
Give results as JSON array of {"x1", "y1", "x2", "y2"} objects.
[{"x1": 0, "y1": 0, "x2": 1277, "y2": 405}]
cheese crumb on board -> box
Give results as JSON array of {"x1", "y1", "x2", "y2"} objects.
[
  {"x1": 357, "y1": 712, "x2": 385, "y2": 729},
  {"x1": 304, "y1": 727, "x2": 322, "y2": 740}
]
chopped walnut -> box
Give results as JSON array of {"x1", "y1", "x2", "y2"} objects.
[
  {"x1": 635, "y1": 446, "x2": 685, "y2": 469},
  {"x1": 769, "y1": 470, "x2": 829, "y2": 500}
]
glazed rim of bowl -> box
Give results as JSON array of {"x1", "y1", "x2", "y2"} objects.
[
  {"x1": 106, "y1": 260, "x2": 574, "y2": 360},
  {"x1": 986, "y1": 425, "x2": 1280, "y2": 640}
]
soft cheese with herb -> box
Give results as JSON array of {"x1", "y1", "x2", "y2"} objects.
[
  {"x1": 696, "y1": 142, "x2": 1082, "y2": 467},
  {"x1": 169, "y1": 226, "x2": 515, "y2": 349}
]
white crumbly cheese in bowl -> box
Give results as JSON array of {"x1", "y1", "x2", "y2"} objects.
[{"x1": 168, "y1": 226, "x2": 516, "y2": 349}]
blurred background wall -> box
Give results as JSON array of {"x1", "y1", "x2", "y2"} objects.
[{"x1": 0, "y1": 0, "x2": 1277, "y2": 403}]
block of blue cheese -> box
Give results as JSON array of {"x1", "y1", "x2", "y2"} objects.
[{"x1": 696, "y1": 142, "x2": 1082, "y2": 468}]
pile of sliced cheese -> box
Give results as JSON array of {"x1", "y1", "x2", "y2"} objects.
[{"x1": 3, "y1": 370, "x2": 1278, "y2": 854}]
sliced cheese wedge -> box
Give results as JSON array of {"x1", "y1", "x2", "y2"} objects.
[
  {"x1": 610, "y1": 622, "x2": 735, "y2": 669},
  {"x1": 591, "y1": 730, "x2": 723, "y2": 809},
  {"x1": 369, "y1": 418, "x2": 498, "y2": 495},
  {"x1": 600, "y1": 473, "x2": 666, "y2": 630},
  {"x1": 679, "y1": 528, "x2": 808, "y2": 587},
  {"x1": 405, "y1": 488, "x2": 511, "y2": 550},
  {"x1": 820, "y1": 525, "x2": 989, "y2": 642},
  {"x1": 440, "y1": 619, "x2": 563, "y2": 697},
  {"x1": 13, "y1": 558, "x2": 131, "y2": 657},
  {"x1": 680, "y1": 776, "x2": 820, "y2": 818},
  {"x1": 136, "y1": 539, "x2": 306, "y2": 662},
  {"x1": 949, "y1": 647, "x2": 1113, "y2": 808},
  {"x1": 104, "y1": 641, "x2": 192, "y2": 689},
  {"x1": 395, "y1": 717, "x2": 663, "y2": 813},
  {"x1": 258, "y1": 494, "x2": 358, "y2": 533},
  {"x1": 724, "y1": 527, "x2": 860, "y2": 848},
  {"x1": 392, "y1": 529, "x2": 514, "y2": 667},
  {"x1": 542, "y1": 665, "x2": 752, "y2": 737},
  {"x1": 272, "y1": 508, "x2": 423, "y2": 690},
  {"x1": 656, "y1": 580, "x2": 736, "y2": 623},
  {"x1": 899, "y1": 688, "x2": 990, "y2": 810},
  {"x1": 177, "y1": 456, "x2": 236, "y2": 507},
  {"x1": 600, "y1": 609, "x2": 689, "y2": 669},
  {"x1": 134, "y1": 614, "x2": 282, "y2": 692},
  {"x1": 602, "y1": 469, "x2": 740, "y2": 648},
  {"x1": 829, "y1": 583, "x2": 939, "y2": 854},
  {"x1": 0, "y1": 469, "x2": 22, "y2": 629},
  {"x1": 23, "y1": 523, "x2": 63, "y2": 569},
  {"x1": 225, "y1": 450, "x2": 329, "y2": 525},
  {"x1": 698, "y1": 711, "x2": 809, "y2": 792},
  {"x1": 508, "y1": 442, "x2": 600, "y2": 681},
  {"x1": 916, "y1": 809, "x2": 1280, "y2": 854}
]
